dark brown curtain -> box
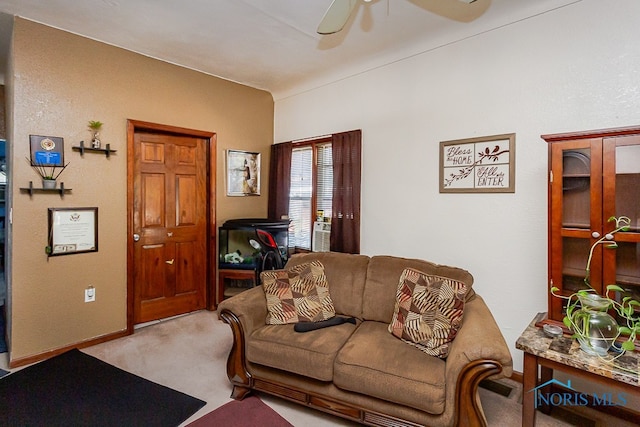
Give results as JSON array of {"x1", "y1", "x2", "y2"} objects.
[
  {"x1": 268, "y1": 142, "x2": 293, "y2": 220},
  {"x1": 330, "y1": 130, "x2": 361, "y2": 254}
]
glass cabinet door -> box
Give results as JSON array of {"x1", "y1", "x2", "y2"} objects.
[
  {"x1": 549, "y1": 141, "x2": 603, "y2": 320},
  {"x1": 560, "y1": 147, "x2": 593, "y2": 292},
  {"x1": 603, "y1": 136, "x2": 640, "y2": 302}
]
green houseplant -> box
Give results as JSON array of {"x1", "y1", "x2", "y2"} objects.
[
  {"x1": 551, "y1": 216, "x2": 640, "y2": 357},
  {"x1": 88, "y1": 120, "x2": 103, "y2": 149},
  {"x1": 28, "y1": 158, "x2": 69, "y2": 189}
]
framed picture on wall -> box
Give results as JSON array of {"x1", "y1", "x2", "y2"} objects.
[
  {"x1": 439, "y1": 133, "x2": 516, "y2": 193},
  {"x1": 226, "y1": 149, "x2": 261, "y2": 196},
  {"x1": 47, "y1": 207, "x2": 98, "y2": 256},
  {"x1": 30, "y1": 135, "x2": 65, "y2": 167}
]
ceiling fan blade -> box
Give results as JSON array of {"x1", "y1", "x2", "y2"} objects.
[{"x1": 317, "y1": 0, "x2": 358, "y2": 35}]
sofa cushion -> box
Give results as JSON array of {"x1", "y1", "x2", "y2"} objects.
[
  {"x1": 247, "y1": 319, "x2": 358, "y2": 382},
  {"x1": 388, "y1": 268, "x2": 467, "y2": 358},
  {"x1": 334, "y1": 321, "x2": 447, "y2": 415},
  {"x1": 362, "y1": 256, "x2": 474, "y2": 323},
  {"x1": 262, "y1": 261, "x2": 335, "y2": 325},
  {"x1": 285, "y1": 252, "x2": 370, "y2": 318}
]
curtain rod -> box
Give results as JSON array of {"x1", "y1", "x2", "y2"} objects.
[{"x1": 291, "y1": 134, "x2": 332, "y2": 144}]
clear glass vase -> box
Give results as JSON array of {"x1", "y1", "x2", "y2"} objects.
[{"x1": 573, "y1": 294, "x2": 619, "y2": 357}]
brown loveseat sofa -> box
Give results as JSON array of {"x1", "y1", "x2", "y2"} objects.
[{"x1": 218, "y1": 252, "x2": 513, "y2": 427}]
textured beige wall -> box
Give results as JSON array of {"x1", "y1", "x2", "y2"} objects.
[{"x1": 8, "y1": 18, "x2": 273, "y2": 362}]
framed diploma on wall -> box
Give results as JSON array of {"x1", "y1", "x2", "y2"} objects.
[{"x1": 47, "y1": 207, "x2": 98, "y2": 256}]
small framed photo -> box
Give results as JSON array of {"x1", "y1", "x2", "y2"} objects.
[
  {"x1": 226, "y1": 149, "x2": 261, "y2": 196},
  {"x1": 439, "y1": 133, "x2": 515, "y2": 193},
  {"x1": 30, "y1": 135, "x2": 65, "y2": 166},
  {"x1": 48, "y1": 207, "x2": 98, "y2": 256}
]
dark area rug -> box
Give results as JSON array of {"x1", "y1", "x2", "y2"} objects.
[
  {"x1": 185, "y1": 396, "x2": 293, "y2": 427},
  {"x1": 0, "y1": 348, "x2": 205, "y2": 426}
]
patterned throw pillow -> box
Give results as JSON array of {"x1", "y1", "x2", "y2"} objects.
[
  {"x1": 388, "y1": 267, "x2": 467, "y2": 358},
  {"x1": 262, "y1": 261, "x2": 335, "y2": 325}
]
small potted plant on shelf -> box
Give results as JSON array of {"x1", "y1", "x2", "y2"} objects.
[
  {"x1": 88, "y1": 120, "x2": 103, "y2": 149},
  {"x1": 551, "y1": 216, "x2": 640, "y2": 358},
  {"x1": 28, "y1": 158, "x2": 69, "y2": 189}
]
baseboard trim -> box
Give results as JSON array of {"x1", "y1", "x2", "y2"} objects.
[
  {"x1": 9, "y1": 329, "x2": 130, "y2": 368},
  {"x1": 509, "y1": 370, "x2": 523, "y2": 384}
]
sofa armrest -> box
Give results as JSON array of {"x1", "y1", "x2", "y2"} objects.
[
  {"x1": 218, "y1": 286, "x2": 268, "y2": 399},
  {"x1": 445, "y1": 295, "x2": 513, "y2": 426},
  {"x1": 218, "y1": 286, "x2": 267, "y2": 335}
]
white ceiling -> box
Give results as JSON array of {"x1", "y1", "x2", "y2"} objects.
[{"x1": 0, "y1": 0, "x2": 579, "y2": 99}]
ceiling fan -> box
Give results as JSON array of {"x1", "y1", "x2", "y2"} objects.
[{"x1": 317, "y1": 0, "x2": 478, "y2": 35}]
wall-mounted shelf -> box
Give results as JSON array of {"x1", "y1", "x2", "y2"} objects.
[
  {"x1": 73, "y1": 140, "x2": 117, "y2": 158},
  {"x1": 20, "y1": 181, "x2": 71, "y2": 198}
]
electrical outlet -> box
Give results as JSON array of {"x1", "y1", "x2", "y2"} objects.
[{"x1": 85, "y1": 286, "x2": 96, "y2": 303}]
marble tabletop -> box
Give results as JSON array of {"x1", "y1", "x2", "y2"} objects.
[{"x1": 515, "y1": 313, "x2": 640, "y2": 388}]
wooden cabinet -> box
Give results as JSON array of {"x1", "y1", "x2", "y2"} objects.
[
  {"x1": 218, "y1": 269, "x2": 256, "y2": 304},
  {"x1": 543, "y1": 126, "x2": 640, "y2": 322}
]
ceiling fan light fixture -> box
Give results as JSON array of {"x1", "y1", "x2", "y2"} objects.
[
  {"x1": 318, "y1": 0, "x2": 477, "y2": 35},
  {"x1": 317, "y1": 0, "x2": 359, "y2": 35}
]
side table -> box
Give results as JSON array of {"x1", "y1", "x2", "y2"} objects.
[
  {"x1": 218, "y1": 268, "x2": 257, "y2": 305},
  {"x1": 516, "y1": 313, "x2": 640, "y2": 427}
]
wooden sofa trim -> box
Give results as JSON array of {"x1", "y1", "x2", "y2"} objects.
[{"x1": 219, "y1": 308, "x2": 504, "y2": 427}]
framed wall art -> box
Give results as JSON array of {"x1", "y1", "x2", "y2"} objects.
[
  {"x1": 30, "y1": 135, "x2": 65, "y2": 166},
  {"x1": 47, "y1": 207, "x2": 98, "y2": 256},
  {"x1": 226, "y1": 149, "x2": 261, "y2": 196},
  {"x1": 439, "y1": 133, "x2": 515, "y2": 193}
]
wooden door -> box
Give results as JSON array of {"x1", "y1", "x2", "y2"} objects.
[{"x1": 128, "y1": 121, "x2": 214, "y2": 325}]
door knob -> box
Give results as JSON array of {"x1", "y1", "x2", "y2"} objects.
[
  {"x1": 166, "y1": 259, "x2": 175, "y2": 265},
  {"x1": 591, "y1": 231, "x2": 600, "y2": 239},
  {"x1": 133, "y1": 233, "x2": 140, "y2": 242}
]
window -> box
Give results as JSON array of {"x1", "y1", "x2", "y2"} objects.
[{"x1": 288, "y1": 140, "x2": 332, "y2": 250}]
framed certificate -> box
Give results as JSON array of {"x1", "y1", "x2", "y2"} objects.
[{"x1": 48, "y1": 207, "x2": 98, "y2": 256}]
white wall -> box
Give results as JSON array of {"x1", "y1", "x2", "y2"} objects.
[{"x1": 273, "y1": 0, "x2": 640, "y2": 372}]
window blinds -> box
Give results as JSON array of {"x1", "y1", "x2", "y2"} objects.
[
  {"x1": 289, "y1": 147, "x2": 313, "y2": 249},
  {"x1": 287, "y1": 143, "x2": 333, "y2": 250}
]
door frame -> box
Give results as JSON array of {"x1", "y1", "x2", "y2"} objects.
[{"x1": 126, "y1": 119, "x2": 217, "y2": 333}]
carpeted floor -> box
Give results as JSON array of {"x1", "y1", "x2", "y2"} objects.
[
  {"x1": 80, "y1": 310, "x2": 566, "y2": 426},
  {"x1": 1, "y1": 310, "x2": 637, "y2": 426}
]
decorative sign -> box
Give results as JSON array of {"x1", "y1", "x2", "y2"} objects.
[
  {"x1": 30, "y1": 135, "x2": 65, "y2": 166},
  {"x1": 48, "y1": 207, "x2": 98, "y2": 256},
  {"x1": 439, "y1": 133, "x2": 515, "y2": 193},
  {"x1": 226, "y1": 149, "x2": 261, "y2": 196}
]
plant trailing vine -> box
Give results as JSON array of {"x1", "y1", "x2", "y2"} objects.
[{"x1": 551, "y1": 216, "x2": 640, "y2": 356}]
